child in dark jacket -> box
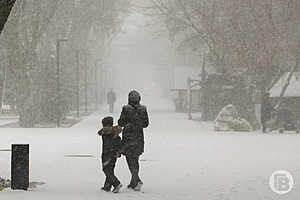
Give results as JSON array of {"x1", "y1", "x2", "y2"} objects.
[{"x1": 97, "y1": 116, "x2": 122, "y2": 193}]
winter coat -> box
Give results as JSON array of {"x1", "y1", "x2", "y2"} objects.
[
  {"x1": 107, "y1": 91, "x2": 116, "y2": 105},
  {"x1": 118, "y1": 91, "x2": 149, "y2": 157},
  {"x1": 98, "y1": 126, "x2": 122, "y2": 155}
]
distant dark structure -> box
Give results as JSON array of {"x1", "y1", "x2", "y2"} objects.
[
  {"x1": 183, "y1": 73, "x2": 235, "y2": 120},
  {"x1": 200, "y1": 74, "x2": 234, "y2": 121},
  {"x1": 269, "y1": 72, "x2": 300, "y2": 132},
  {"x1": 11, "y1": 144, "x2": 29, "y2": 191},
  {"x1": 180, "y1": 73, "x2": 260, "y2": 129},
  {"x1": 0, "y1": 0, "x2": 16, "y2": 34},
  {"x1": 171, "y1": 88, "x2": 201, "y2": 113}
]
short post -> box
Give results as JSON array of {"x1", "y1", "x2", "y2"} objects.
[{"x1": 11, "y1": 144, "x2": 29, "y2": 190}]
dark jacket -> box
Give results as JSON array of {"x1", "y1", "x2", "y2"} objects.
[
  {"x1": 98, "y1": 126, "x2": 122, "y2": 155},
  {"x1": 118, "y1": 91, "x2": 149, "y2": 157}
]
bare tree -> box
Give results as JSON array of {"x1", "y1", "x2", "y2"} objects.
[
  {"x1": 0, "y1": 0, "x2": 131, "y2": 127},
  {"x1": 146, "y1": 0, "x2": 300, "y2": 88}
]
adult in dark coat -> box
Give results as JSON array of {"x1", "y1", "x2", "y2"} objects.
[
  {"x1": 107, "y1": 88, "x2": 116, "y2": 113},
  {"x1": 118, "y1": 90, "x2": 149, "y2": 190}
]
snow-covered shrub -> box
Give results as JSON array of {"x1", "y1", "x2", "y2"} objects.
[{"x1": 214, "y1": 104, "x2": 253, "y2": 132}]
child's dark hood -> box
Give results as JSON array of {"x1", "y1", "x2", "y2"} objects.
[{"x1": 128, "y1": 90, "x2": 141, "y2": 106}]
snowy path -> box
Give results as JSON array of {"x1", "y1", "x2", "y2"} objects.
[{"x1": 1, "y1": 98, "x2": 300, "y2": 199}]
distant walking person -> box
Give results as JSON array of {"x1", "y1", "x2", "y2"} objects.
[
  {"x1": 107, "y1": 88, "x2": 116, "y2": 113},
  {"x1": 118, "y1": 90, "x2": 149, "y2": 191}
]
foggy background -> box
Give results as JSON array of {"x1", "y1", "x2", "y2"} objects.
[{"x1": 106, "y1": 5, "x2": 201, "y2": 100}]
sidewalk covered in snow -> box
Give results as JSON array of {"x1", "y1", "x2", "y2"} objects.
[{"x1": 1, "y1": 99, "x2": 300, "y2": 199}]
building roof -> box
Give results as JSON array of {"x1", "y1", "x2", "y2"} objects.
[{"x1": 270, "y1": 72, "x2": 300, "y2": 97}]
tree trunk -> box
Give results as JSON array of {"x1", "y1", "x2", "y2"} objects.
[
  {"x1": 16, "y1": 71, "x2": 36, "y2": 128},
  {"x1": 0, "y1": 65, "x2": 7, "y2": 113},
  {"x1": 0, "y1": 0, "x2": 16, "y2": 34}
]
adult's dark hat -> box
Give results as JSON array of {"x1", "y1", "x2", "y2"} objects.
[{"x1": 128, "y1": 90, "x2": 141, "y2": 105}]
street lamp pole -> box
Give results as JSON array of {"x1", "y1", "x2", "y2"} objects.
[
  {"x1": 95, "y1": 59, "x2": 103, "y2": 110},
  {"x1": 84, "y1": 52, "x2": 88, "y2": 113},
  {"x1": 56, "y1": 38, "x2": 68, "y2": 128},
  {"x1": 76, "y1": 50, "x2": 80, "y2": 118},
  {"x1": 95, "y1": 62, "x2": 99, "y2": 110}
]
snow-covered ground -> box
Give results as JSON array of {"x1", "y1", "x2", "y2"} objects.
[{"x1": 1, "y1": 98, "x2": 300, "y2": 199}]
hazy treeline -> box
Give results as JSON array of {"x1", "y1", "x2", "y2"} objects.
[
  {"x1": 0, "y1": 0, "x2": 131, "y2": 127},
  {"x1": 145, "y1": 0, "x2": 300, "y2": 89}
]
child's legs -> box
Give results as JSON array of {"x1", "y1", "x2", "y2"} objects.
[
  {"x1": 102, "y1": 156, "x2": 120, "y2": 187},
  {"x1": 102, "y1": 154, "x2": 112, "y2": 188}
]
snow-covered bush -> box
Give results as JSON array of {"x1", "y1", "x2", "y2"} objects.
[{"x1": 214, "y1": 104, "x2": 253, "y2": 132}]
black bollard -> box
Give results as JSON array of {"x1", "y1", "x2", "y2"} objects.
[{"x1": 11, "y1": 144, "x2": 29, "y2": 190}]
